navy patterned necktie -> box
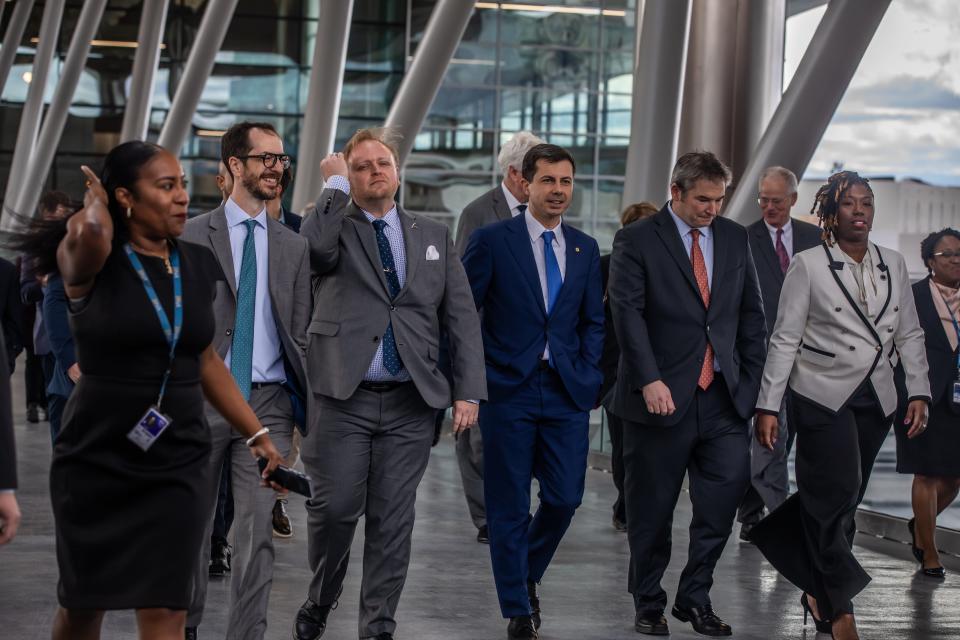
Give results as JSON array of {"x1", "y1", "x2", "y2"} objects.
[
  {"x1": 372, "y1": 219, "x2": 402, "y2": 375},
  {"x1": 231, "y1": 219, "x2": 257, "y2": 399}
]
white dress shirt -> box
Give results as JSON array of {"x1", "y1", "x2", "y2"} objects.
[
  {"x1": 764, "y1": 218, "x2": 794, "y2": 258},
  {"x1": 223, "y1": 198, "x2": 285, "y2": 383},
  {"x1": 501, "y1": 182, "x2": 526, "y2": 217},
  {"x1": 525, "y1": 209, "x2": 566, "y2": 361},
  {"x1": 668, "y1": 204, "x2": 714, "y2": 287}
]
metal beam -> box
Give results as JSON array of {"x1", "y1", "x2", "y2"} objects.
[
  {"x1": 726, "y1": 0, "x2": 892, "y2": 223},
  {"x1": 384, "y1": 0, "x2": 475, "y2": 166},
  {"x1": 622, "y1": 0, "x2": 692, "y2": 206},
  {"x1": 2, "y1": 0, "x2": 63, "y2": 219},
  {"x1": 11, "y1": 0, "x2": 108, "y2": 221},
  {"x1": 291, "y1": 0, "x2": 354, "y2": 214},
  {"x1": 0, "y1": 0, "x2": 35, "y2": 94},
  {"x1": 157, "y1": 0, "x2": 240, "y2": 155},
  {"x1": 120, "y1": 0, "x2": 170, "y2": 143}
]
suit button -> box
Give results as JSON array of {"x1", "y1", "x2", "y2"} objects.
[
  {"x1": 876, "y1": 345, "x2": 882, "y2": 352},
  {"x1": 706, "y1": 325, "x2": 711, "y2": 333},
  {"x1": 835, "y1": 307, "x2": 842, "y2": 312},
  {"x1": 894, "y1": 306, "x2": 900, "y2": 312},
  {"x1": 390, "y1": 305, "x2": 396, "y2": 311},
  {"x1": 849, "y1": 346, "x2": 855, "y2": 351},
  {"x1": 373, "y1": 336, "x2": 379, "y2": 342},
  {"x1": 888, "y1": 327, "x2": 894, "y2": 333},
  {"x1": 226, "y1": 329, "x2": 233, "y2": 336}
]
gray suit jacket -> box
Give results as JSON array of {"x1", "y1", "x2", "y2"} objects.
[
  {"x1": 454, "y1": 184, "x2": 513, "y2": 256},
  {"x1": 302, "y1": 188, "x2": 486, "y2": 410},
  {"x1": 181, "y1": 206, "x2": 311, "y2": 430}
]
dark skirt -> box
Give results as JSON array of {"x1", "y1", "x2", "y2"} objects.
[
  {"x1": 750, "y1": 386, "x2": 890, "y2": 619},
  {"x1": 50, "y1": 375, "x2": 211, "y2": 610},
  {"x1": 894, "y1": 393, "x2": 960, "y2": 476}
]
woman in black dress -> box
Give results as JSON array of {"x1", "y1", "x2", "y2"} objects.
[
  {"x1": 895, "y1": 228, "x2": 960, "y2": 578},
  {"x1": 18, "y1": 141, "x2": 283, "y2": 639}
]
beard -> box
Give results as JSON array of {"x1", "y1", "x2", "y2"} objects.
[{"x1": 242, "y1": 170, "x2": 280, "y2": 201}]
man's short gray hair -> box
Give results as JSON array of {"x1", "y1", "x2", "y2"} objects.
[
  {"x1": 670, "y1": 151, "x2": 732, "y2": 195},
  {"x1": 498, "y1": 131, "x2": 545, "y2": 175},
  {"x1": 759, "y1": 166, "x2": 798, "y2": 194}
]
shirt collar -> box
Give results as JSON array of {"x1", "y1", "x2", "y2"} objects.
[
  {"x1": 667, "y1": 203, "x2": 711, "y2": 239},
  {"x1": 225, "y1": 197, "x2": 268, "y2": 229},
  {"x1": 524, "y1": 208, "x2": 563, "y2": 244},
  {"x1": 362, "y1": 205, "x2": 400, "y2": 229},
  {"x1": 763, "y1": 218, "x2": 792, "y2": 236},
  {"x1": 500, "y1": 181, "x2": 524, "y2": 214}
]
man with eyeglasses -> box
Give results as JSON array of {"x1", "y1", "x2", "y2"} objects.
[
  {"x1": 738, "y1": 166, "x2": 821, "y2": 541},
  {"x1": 181, "y1": 121, "x2": 310, "y2": 640}
]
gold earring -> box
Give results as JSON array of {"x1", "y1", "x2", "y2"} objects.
[{"x1": 126, "y1": 207, "x2": 132, "y2": 219}]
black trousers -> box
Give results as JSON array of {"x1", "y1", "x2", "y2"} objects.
[
  {"x1": 606, "y1": 409, "x2": 626, "y2": 524},
  {"x1": 623, "y1": 376, "x2": 750, "y2": 613},
  {"x1": 738, "y1": 392, "x2": 799, "y2": 524},
  {"x1": 751, "y1": 385, "x2": 890, "y2": 619},
  {"x1": 24, "y1": 346, "x2": 47, "y2": 407}
]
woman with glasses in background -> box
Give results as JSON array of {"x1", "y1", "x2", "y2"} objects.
[{"x1": 895, "y1": 228, "x2": 960, "y2": 579}]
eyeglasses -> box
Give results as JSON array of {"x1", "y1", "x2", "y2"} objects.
[
  {"x1": 933, "y1": 250, "x2": 960, "y2": 259},
  {"x1": 236, "y1": 153, "x2": 292, "y2": 170},
  {"x1": 757, "y1": 197, "x2": 786, "y2": 207}
]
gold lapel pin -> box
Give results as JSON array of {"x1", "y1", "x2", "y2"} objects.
[{"x1": 575, "y1": 247, "x2": 580, "y2": 253}]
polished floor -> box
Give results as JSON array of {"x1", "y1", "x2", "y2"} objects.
[{"x1": 2, "y1": 402, "x2": 959, "y2": 639}]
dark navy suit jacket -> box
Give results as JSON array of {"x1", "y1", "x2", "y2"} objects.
[
  {"x1": 462, "y1": 213, "x2": 604, "y2": 411},
  {"x1": 42, "y1": 274, "x2": 75, "y2": 398}
]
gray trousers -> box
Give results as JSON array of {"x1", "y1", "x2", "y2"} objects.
[
  {"x1": 739, "y1": 399, "x2": 790, "y2": 524},
  {"x1": 455, "y1": 425, "x2": 486, "y2": 529},
  {"x1": 300, "y1": 383, "x2": 435, "y2": 639},
  {"x1": 188, "y1": 384, "x2": 294, "y2": 639}
]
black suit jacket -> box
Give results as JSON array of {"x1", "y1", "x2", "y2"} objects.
[
  {"x1": 747, "y1": 218, "x2": 821, "y2": 335},
  {"x1": 281, "y1": 206, "x2": 303, "y2": 233},
  {"x1": 605, "y1": 206, "x2": 767, "y2": 425},
  {"x1": 599, "y1": 253, "x2": 619, "y2": 401},
  {"x1": 0, "y1": 333, "x2": 15, "y2": 490},
  {"x1": 909, "y1": 277, "x2": 956, "y2": 407},
  {"x1": 0, "y1": 258, "x2": 23, "y2": 370}
]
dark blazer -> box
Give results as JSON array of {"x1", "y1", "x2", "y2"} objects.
[
  {"x1": 280, "y1": 207, "x2": 303, "y2": 233},
  {"x1": 42, "y1": 274, "x2": 76, "y2": 398},
  {"x1": 605, "y1": 205, "x2": 767, "y2": 425},
  {"x1": 454, "y1": 185, "x2": 514, "y2": 256},
  {"x1": 0, "y1": 333, "x2": 14, "y2": 490},
  {"x1": 747, "y1": 218, "x2": 821, "y2": 335},
  {"x1": 462, "y1": 213, "x2": 605, "y2": 411},
  {"x1": 0, "y1": 258, "x2": 23, "y2": 370},
  {"x1": 599, "y1": 253, "x2": 619, "y2": 401},
  {"x1": 909, "y1": 277, "x2": 956, "y2": 407}
]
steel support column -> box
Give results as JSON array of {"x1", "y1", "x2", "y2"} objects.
[
  {"x1": 726, "y1": 0, "x2": 892, "y2": 223},
  {"x1": 11, "y1": 0, "x2": 108, "y2": 221},
  {"x1": 383, "y1": 0, "x2": 475, "y2": 166},
  {"x1": 622, "y1": 0, "x2": 692, "y2": 206},
  {"x1": 2, "y1": 0, "x2": 63, "y2": 219},
  {"x1": 0, "y1": 0, "x2": 35, "y2": 95},
  {"x1": 291, "y1": 0, "x2": 354, "y2": 214},
  {"x1": 120, "y1": 0, "x2": 170, "y2": 143},
  {"x1": 157, "y1": 0, "x2": 240, "y2": 155}
]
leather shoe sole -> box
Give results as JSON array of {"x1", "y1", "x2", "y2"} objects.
[
  {"x1": 671, "y1": 605, "x2": 732, "y2": 637},
  {"x1": 634, "y1": 612, "x2": 669, "y2": 635}
]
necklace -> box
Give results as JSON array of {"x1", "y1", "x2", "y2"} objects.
[{"x1": 130, "y1": 240, "x2": 173, "y2": 275}]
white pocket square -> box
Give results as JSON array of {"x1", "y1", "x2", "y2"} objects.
[{"x1": 425, "y1": 245, "x2": 440, "y2": 261}]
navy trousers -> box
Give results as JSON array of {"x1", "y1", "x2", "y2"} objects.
[{"x1": 481, "y1": 365, "x2": 589, "y2": 618}]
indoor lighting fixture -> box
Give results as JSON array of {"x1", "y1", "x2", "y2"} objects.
[
  {"x1": 474, "y1": 2, "x2": 627, "y2": 17},
  {"x1": 21, "y1": 71, "x2": 31, "y2": 84},
  {"x1": 30, "y1": 38, "x2": 166, "y2": 49},
  {"x1": 196, "y1": 129, "x2": 226, "y2": 138}
]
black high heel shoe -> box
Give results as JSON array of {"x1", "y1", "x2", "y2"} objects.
[
  {"x1": 909, "y1": 518, "x2": 947, "y2": 577},
  {"x1": 800, "y1": 593, "x2": 832, "y2": 634}
]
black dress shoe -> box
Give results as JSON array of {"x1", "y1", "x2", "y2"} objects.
[
  {"x1": 527, "y1": 581, "x2": 541, "y2": 629},
  {"x1": 370, "y1": 634, "x2": 393, "y2": 640},
  {"x1": 507, "y1": 615, "x2": 538, "y2": 639},
  {"x1": 612, "y1": 515, "x2": 628, "y2": 532},
  {"x1": 634, "y1": 610, "x2": 669, "y2": 635},
  {"x1": 209, "y1": 537, "x2": 231, "y2": 576},
  {"x1": 922, "y1": 566, "x2": 946, "y2": 578},
  {"x1": 671, "y1": 603, "x2": 732, "y2": 636},
  {"x1": 477, "y1": 524, "x2": 489, "y2": 544},
  {"x1": 739, "y1": 522, "x2": 756, "y2": 543},
  {"x1": 26, "y1": 403, "x2": 39, "y2": 423},
  {"x1": 294, "y1": 599, "x2": 336, "y2": 640},
  {"x1": 184, "y1": 627, "x2": 197, "y2": 640}
]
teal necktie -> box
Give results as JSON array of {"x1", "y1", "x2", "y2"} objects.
[{"x1": 231, "y1": 219, "x2": 257, "y2": 400}]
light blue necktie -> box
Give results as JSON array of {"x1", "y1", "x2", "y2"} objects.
[
  {"x1": 542, "y1": 230, "x2": 562, "y2": 313},
  {"x1": 231, "y1": 219, "x2": 257, "y2": 400}
]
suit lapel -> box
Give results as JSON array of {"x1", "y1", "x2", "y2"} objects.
[
  {"x1": 708, "y1": 221, "x2": 728, "y2": 301},
  {"x1": 347, "y1": 203, "x2": 391, "y2": 296},
  {"x1": 917, "y1": 276, "x2": 953, "y2": 352},
  {"x1": 505, "y1": 214, "x2": 547, "y2": 317},
  {"x1": 209, "y1": 207, "x2": 237, "y2": 295},
  {"x1": 751, "y1": 222, "x2": 784, "y2": 286},
  {"x1": 396, "y1": 208, "x2": 422, "y2": 300},
  {"x1": 491, "y1": 186, "x2": 513, "y2": 222},
  {"x1": 653, "y1": 208, "x2": 702, "y2": 307},
  {"x1": 266, "y1": 217, "x2": 285, "y2": 316},
  {"x1": 550, "y1": 223, "x2": 581, "y2": 312}
]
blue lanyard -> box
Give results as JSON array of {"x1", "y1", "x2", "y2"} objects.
[
  {"x1": 935, "y1": 285, "x2": 960, "y2": 377},
  {"x1": 124, "y1": 243, "x2": 183, "y2": 409}
]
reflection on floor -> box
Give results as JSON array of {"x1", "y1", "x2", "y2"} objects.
[{"x1": 4, "y1": 403, "x2": 960, "y2": 638}]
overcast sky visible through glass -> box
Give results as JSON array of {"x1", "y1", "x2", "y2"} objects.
[{"x1": 785, "y1": 0, "x2": 960, "y2": 186}]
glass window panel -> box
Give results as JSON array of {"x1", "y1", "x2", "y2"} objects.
[
  {"x1": 196, "y1": 65, "x2": 300, "y2": 114},
  {"x1": 597, "y1": 137, "x2": 629, "y2": 176},
  {"x1": 353, "y1": 0, "x2": 408, "y2": 24},
  {"x1": 344, "y1": 24, "x2": 407, "y2": 72},
  {"x1": 602, "y1": 49, "x2": 633, "y2": 87},
  {"x1": 409, "y1": 129, "x2": 497, "y2": 173},
  {"x1": 499, "y1": 45, "x2": 597, "y2": 90},
  {"x1": 401, "y1": 172, "x2": 496, "y2": 230},
  {"x1": 601, "y1": 12, "x2": 635, "y2": 51},
  {"x1": 499, "y1": 8, "x2": 600, "y2": 49},
  {"x1": 595, "y1": 179, "x2": 628, "y2": 251},
  {"x1": 234, "y1": 0, "x2": 306, "y2": 19},
  {"x1": 336, "y1": 71, "x2": 401, "y2": 119},
  {"x1": 564, "y1": 178, "x2": 596, "y2": 232},
  {"x1": 500, "y1": 87, "x2": 598, "y2": 135},
  {"x1": 599, "y1": 93, "x2": 631, "y2": 136},
  {"x1": 219, "y1": 16, "x2": 302, "y2": 67},
  {"x1": 427, "y1": 86, "x2": 498, "y2": 128}
]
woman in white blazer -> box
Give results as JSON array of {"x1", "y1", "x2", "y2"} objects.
[{"x1": 748, "y1": 171, "x2": 930, "y2": 640}]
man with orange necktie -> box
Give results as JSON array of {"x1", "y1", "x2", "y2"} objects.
[{"x1": 605, "y1": 151, "x2": 767, "y2": 637}]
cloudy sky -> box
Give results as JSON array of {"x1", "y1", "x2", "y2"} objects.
[{"x1": 785, "y1": 0, "x2": 960, "y2": 186}]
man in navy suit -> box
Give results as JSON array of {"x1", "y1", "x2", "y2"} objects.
[
  {"x1": 463, "y1": 144, "x2": 604, "y2": 640},
  {"x1": 606, "y1": 151, "x2": 766, "y2": 636}
]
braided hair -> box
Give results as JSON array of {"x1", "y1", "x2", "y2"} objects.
[{"x1": 810, "y1": 170, "x2": 873, "y2": 246}]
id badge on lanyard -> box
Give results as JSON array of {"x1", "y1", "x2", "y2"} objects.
[{"x1": 123, "y1": 244, "x2": 183, "y2": 451}]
